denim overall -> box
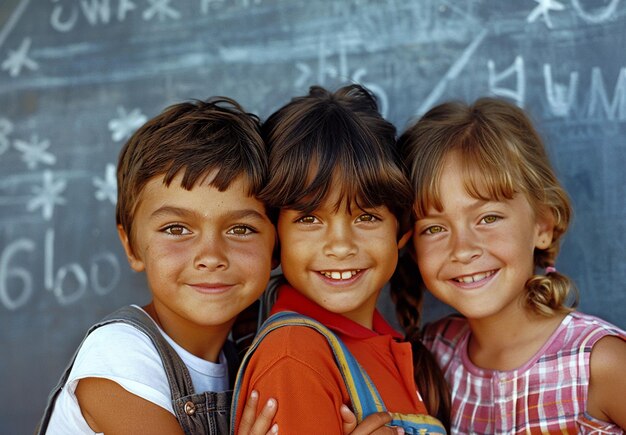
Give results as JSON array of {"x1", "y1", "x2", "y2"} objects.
[
  {"x1": 231, "y1": 311, "x2": 447, "y2": 435},
  {"x1": 37, "y1": 305, "x2": 238, "y2": 435}
]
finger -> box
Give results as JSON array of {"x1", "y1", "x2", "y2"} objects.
[
  {"x1": 238, "y1": 390, "x2": 260, "y2": 434},
  {"x1": 340, "y1": 404, "x2": 357, "y2": 434},
  {"x1": 346, "y1": 411, "x2": 400, "y2": 435},
  {"x1": 249, "y1": 397, "x2": 278, "y2": 435}
]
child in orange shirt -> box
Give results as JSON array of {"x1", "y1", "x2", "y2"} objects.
[{"x1": 232, "y1": 85, "x2": 449, "y2": 434}]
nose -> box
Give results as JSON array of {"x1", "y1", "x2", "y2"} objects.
[
  {"x1": 194, "y1": 232, "x2": 229, "y2": 271},
  {"x1": 323, "y1": 221, "x2": 357, "y2": 260},
  {"x1": 450, "y1": 227, "x2": 482, "y2": 264}
]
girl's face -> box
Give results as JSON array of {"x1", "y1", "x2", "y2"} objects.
[
  {"x1": 277, "y1": 188, "x2": 411, "y2": 328},
  {"x1": 413, "y1": 152, "x2": 553, "y2": 323}
]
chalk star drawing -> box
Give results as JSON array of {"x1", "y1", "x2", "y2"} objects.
[
  {"x1": 527, "y1": 0, "x2": 565, "y2": 29},
  {"x1": 1, "y1": 37, "x2": 38, "y2": 77},
  {"x1": 108, "y1": 106, "x2": 147, "y2": 142},
  {"x1": 13, "y1": 134, "x2": 56, "y2": 169},
  {"x1": 27, "y1": 170, "x2": 67, "y2": 221},
  {"x1": 143, "y1": 0, "x2": 181, "y2": 21},
  {"x1": 93, "y1": 163, "x2": 117, "y2": 204}
]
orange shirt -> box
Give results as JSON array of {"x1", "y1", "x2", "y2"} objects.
[{"x1": 233, "y1": 285, "x2": 427, "y2": 433}]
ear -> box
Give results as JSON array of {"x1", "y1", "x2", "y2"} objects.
[
  {"x1": 535, "y1": 209, "x2": 555, "y2": 250},
  {"x1": 117, "y1": 224, "x2": 145, "y2": 272},
  {"x1": 397, "y1": 229, "x2": 413, "y2": 250}
]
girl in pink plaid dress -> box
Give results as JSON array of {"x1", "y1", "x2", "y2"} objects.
[{"x1": 395, "y1": 97, "x2": 626, "y2": 434}]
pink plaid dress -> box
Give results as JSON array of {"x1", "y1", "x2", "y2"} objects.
[{"x1": 423, "y1": 312, "x2": 625, "y2": 434}]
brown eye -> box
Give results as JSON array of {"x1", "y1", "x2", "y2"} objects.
[
  {"x1": 425, "y1": 225, "x2": 444, "y2": 235},
  {"x1": 228, "y1": 225, "x2": 254, "y2": 236},
  {"x1": 296, "y1": 215, "x2": 317, "y2": 224},
  {"x1": 481, "y1": 215, "x2": 499, "y2": 224},
  {"x1": 164, "y1": 225, "x2": 190, "y2": 236},
  {"x1": 356, "y1": 214, "x2": 378, "y2": 223}
]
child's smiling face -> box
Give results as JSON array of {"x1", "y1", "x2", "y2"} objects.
[
  {"x1": 118, "y1": 172, "x2": 276, "y2": 336},
  {"x1": 277, "y1": 188, "x2": 410, "y2": 328},
  {"x1": 413, "y1": 151, "x2": 554, "y2": 323}
]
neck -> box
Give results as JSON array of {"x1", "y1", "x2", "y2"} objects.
[
  {"x1": 143, "y1": 302, "x2": 233, "y2": 362},
  {"x1": 466, "y1": 305, "x2": 567, "y2": 371}
]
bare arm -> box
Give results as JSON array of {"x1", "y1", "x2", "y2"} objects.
[
  {"x1": 587, "y1": 335, "x2": 626, "y2": 429},
  {"x1": 75, "y1": 377, "x2": 184, "y2": 434}
]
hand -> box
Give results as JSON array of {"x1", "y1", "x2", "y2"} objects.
[
  {"x1": 340, "y1": 405, "x2": 404, "y2": 435},
  {"x1": 238, "y1": 390, "x2": 278, "y2": 435}
]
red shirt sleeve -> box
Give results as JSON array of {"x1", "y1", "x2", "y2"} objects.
[{"x1": 234, "y1": 326, "x2": 352, "y2": 433}]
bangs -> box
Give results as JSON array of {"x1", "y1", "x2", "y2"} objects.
[
  {"x1": 263, "y1": 102, "x2": 411, "y2": 215},
  {"x1": 414, "y1": 135, "x2": 522, "y2": 219}
]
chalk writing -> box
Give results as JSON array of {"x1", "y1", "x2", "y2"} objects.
[
  {"x1": 1, "y1": 37, "x2": 38, "y2": 77},
  {"x1": 527, "y1": 0, "x2": 565, "y2": 29},
  {"x1": 0, "y1": 229, "x2": 121, "y2": 310},
  {"x1": 571, "y1": 0, "x2": 621, "y2": 24},
  {"x1": 544, "y1": 64, "x2": 579, "y2": 117},
  {"x1": 488, "y1": 56, "x2": 526, "y2": 108},
  {"x1": 588, "y1": 67, "x2": 626, "y2": 121}
]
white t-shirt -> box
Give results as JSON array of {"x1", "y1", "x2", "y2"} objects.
[{"x1": 45, "y1": 306, "x2": 229, "y2": 435}]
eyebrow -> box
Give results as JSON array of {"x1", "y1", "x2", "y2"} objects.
[
  {"x1": 150, "y1": 206, "x2": 267, "y2": 221},
  {"x1": 422, "y1": 198, "x2": 492, "y2": 217}
]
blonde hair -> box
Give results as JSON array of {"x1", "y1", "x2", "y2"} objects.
[{"x1": 398, "y1": 97, "x2": 577, "y2": 317}]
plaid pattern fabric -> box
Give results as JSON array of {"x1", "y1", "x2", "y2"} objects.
[{"x1": 423, "y1": 312, "x2": 625, "y2": 434}]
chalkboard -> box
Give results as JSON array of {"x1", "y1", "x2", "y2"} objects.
[{"x1": 1, "y1": 1, "x2": 625, "y2": 432}]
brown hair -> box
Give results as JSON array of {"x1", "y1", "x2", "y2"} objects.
[
  {"x1": 260, "y1": 84, "x2": 450, "y2": 424},
  {"x1": 259, "y1": 84, "x2": 412, "y2": 233},
  {"x1": 116, "y1": 97, "x2": 265, "y2": 254},
  {"x1": 398, "y1": 97, "x2": 576, "y2": 320}
]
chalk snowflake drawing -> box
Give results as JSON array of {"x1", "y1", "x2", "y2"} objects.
[
  {"x1": 27, "y1": 170, "x2": 67, "y2": 221},
  {"x1": 527, "y1": 0, "x2": 565, "y2": 29},
  {"x1": 108, "y1": 107, "x2": 147, "y2": 142},
  {"x1": 13, "y1": 134, "x2": 56, "y2": 169},
  {"x1": 1, "y1": 37, "x2": 39, "y2": 77},
  {"x1": 143, "y1": 0, "x2": 181, "y2": 21},
  {"x1": 93, "y1": 163, "x2": 117, "y2": 204}
]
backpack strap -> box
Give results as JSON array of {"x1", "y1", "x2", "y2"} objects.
[{"x1": 230, "y1": 311, "x2": 386, "y2": 434}]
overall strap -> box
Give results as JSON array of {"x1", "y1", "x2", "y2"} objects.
[
  {"x1": 36, "y1": 305, "x2": 197, "y2": 434},
  {"x1": 230, "y1": 311, "x2": 385, "y2": 434}
]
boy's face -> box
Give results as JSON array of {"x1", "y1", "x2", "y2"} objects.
[
  {"x1": 118, "y1": 172, "x2": 275, "y2": 333},
  {"x1": 277, "y1": 190, "x2": 411, "y2": 328}
]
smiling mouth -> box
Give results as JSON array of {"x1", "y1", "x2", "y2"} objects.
[
  {"x1": 319, "y1": 270, "x2": 361, "y2": 280},
  {"x1": 453, "y1": 270, "x2": 497, "y2": 284}
]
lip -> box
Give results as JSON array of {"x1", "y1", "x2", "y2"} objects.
[
  {"x1": 188, "y1": 283, "x2": 235, "y2": 294},
  {"x1": 315, "y1": 269, "x2": 366, "y2": 286},
  {"x1": 449, "y1": 269, "x2": 499, "y2": 290}
]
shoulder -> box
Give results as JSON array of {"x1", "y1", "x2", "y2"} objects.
[
  {"x1": 561, "y1": 311, "x2": 626, "y2": 350},
  {"x1": 68, "y1": 322, "x2": 173, "y2": 412},
  {"x1": 587, "y1": 334, "x2": 626, "y2": 428}
]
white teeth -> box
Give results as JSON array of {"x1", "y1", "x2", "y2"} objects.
[
  {"x1": 455, "y1": 270, "x2": 494, "y2": 283},
  {"x1": 320, "y1": 270, "x2": 360, "y2": 280}
]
